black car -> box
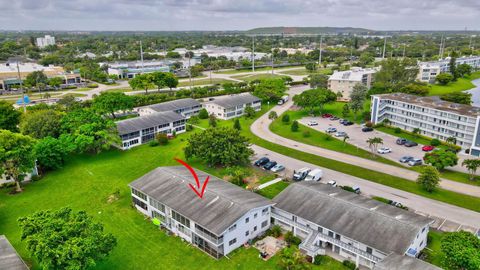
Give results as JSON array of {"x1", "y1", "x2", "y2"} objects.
[
  {"x1": 396, "y1": 138, "x2": 407, "y2": 145},
  {"x1": 404, "y1": 140, "x2": 418, "y2": 147},
  {"x1": 263, "y1": 161, "x2": 277, "y2": 170},
  {"x1": 343, "y1": 121, "x2": 354, "y2": 126},
  {"x1": 254, "y1": 157, "x2": 269, "y2": 166},
  {"x1": 362, "y1": 127, "x2": 374, "y2": 132}
]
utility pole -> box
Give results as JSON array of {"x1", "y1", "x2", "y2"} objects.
[
  {"x1": 318, "y1": 35, "x2": 323, "y2": 67},
  {"x1": 382, "y1": 36, "x2": 387, "y2": 59},
  {"x1": 469, "y1": 35, "x2": 474, "y2": 55},
  {"x1": 140, "y1": 40, "x2": 144, "y2": 73},
  {"x1": 252, "y1": 36, "x2": 255, "y2": 72},
  {"x1": 439, "y1": 35, "x2": 444, "y2": 59},
  {"x1": 271, "y1": 43, "x2": 274, "y2": 75},
  {"x1": 402, "y1": 43, "x2": 406, "y2": 59},
  {"x1": 15, "y1": 60, "x2": 26, "y2": 113},
  {"x1": 188, "y1": 56, "x2": 192, "y2": 89}
]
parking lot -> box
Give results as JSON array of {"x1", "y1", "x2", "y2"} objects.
[{"x1": 299, "y1": 116, "x2": 468, "y2": 171}]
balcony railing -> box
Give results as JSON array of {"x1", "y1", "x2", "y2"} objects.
[{"x1": 194, "y1": 228, "x2": 223, "y2": 246}]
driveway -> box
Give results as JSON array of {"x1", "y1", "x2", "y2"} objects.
[{"x1": 251, "y1": 144, "x2": 480, "y2": 232}]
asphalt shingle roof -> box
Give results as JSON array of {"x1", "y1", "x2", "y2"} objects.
[
  {"x1": 272, "y1": 182, "x2": 433, "y2": 255},
  {"x1": 129, "y1": 166, "x2": 273, "y2": 235},
  {"x1": 374, "y1": 253, "x2": 441, "y2": 270},
  {"x1": 138, "y1": 98, "x2": 201, "y2": 113},
  {"x1": 204, "y1": 93, "x2": 261, "y2": 109},
  {"x1": 116, "y1": 111, "x2": 184, "y2": 135}
]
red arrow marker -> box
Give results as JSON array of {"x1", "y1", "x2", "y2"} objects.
[{"x1": 174, "y1": 158, "x2": 210, "y2": 199}]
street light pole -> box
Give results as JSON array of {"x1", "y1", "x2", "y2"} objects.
[
  {"x1": 318, "y1": 35, "x2": 323, "y2": 67},
  {"x1": 252, "y1": 36, "x2": 255, "y2": 72},
  {"x1": 15, "y1": 61, "x2": 26, "y2": 113}
]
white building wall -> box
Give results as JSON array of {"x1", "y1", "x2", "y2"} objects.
[{"x1": 203, "y1": 100, "x2": 261, "y2": 120}]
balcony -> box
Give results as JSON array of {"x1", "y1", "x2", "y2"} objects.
[
  {"x1": 195, "y1": 228, "x2": 223, "y2": 246},
  {"x1": 272, "y1": 213, "x2": 381, "y2": 263}
]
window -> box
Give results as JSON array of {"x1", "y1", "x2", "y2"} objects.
[
  {"x1": 229, "y1": 224, "x2": 237, "y2": 232},
  {"x1": 229, "y1": 238, "x2": 237, "y2": 246},
  {"x1": 172, "y1": 210, "x2": 190, "y2": 228},
  {"x1": 422, "y1": 227, "x2": 426, "y2": 233},
  {"x1": 254, "y1": 213, "x2": 258, "y2": 218},
  {"x1": 366, "y1": 247, "x2": 372, "y2": 254},
  {"x1": 253, "y1": 226, "x2": 257, "y2": 232},
  {"x1": 149, "y1": 198, "x2": 165, "y2": 213},
  {"x1": 261, "y1": 220, "x2": 268, "y2": 228},
  {"x1": 262, "y1": 208, "x2": 268, "y2": 215},
  {"x1": 245, "y1": 231, "x2": 249, "y2": 237},
  {"x1": 132, "y1": 197, "x2": 147, "y2": 210},
  {"x1": 132, "y1": 188, "x2": 147, "y2": 201},
  {"x1": 245, "y1": 217, "x2": 249, "y2": 223},
  {"x1": 420, "y1": 240, "x2": 424, "y2": 247}
]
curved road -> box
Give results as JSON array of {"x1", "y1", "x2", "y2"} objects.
[{"x1": 250, "y1": 85, "x2": 480, "y2": 198}]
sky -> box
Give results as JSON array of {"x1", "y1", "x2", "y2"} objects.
[{"x1": 0, "y1": 0, "x2": 479, "y2": 31}]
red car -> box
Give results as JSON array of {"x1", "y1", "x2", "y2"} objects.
[
  {"x1": 322, "y1": 113, "x2": 333, "y2": 118},
  {"x1": 422, "y1": 145, "x2": 435, "y2": 152}
]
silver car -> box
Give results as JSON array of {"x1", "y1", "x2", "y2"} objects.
[
  {"x1": 270, "y1": 164, "x2": 285, "y2": 172},
  {"x1": 334, "y1": 131, "x2": 347, "y2": 137}
]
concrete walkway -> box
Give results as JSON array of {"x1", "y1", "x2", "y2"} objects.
[
  {"x1": 257, "y1": 178, "x2": 283, "y2": 190},
  {"x1": 250, "y1": 85, "x2": 480, "y2": 198}
]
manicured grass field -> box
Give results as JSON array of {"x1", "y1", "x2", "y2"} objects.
[
  {"x1": 320, "y1": 101, "x2": 371, "y2": 124},
  {"x1": 257, "y1": 181, "x2": 290, "y2": 199},
  {"x1": 231, "y1": 73, "x2": 287, "y2": 82},
  {"x1": 177, "y1": 78, "x2": 234, "y2": 87},
  {"x1": 278, "y1": 68, "x2": 333, "y2": 76},
  {"x1": 428, "y1": 72, "x2": 480, "y2": 96},
  {"x1": 270, "y1": 110, "x2": 400, "y2": 167},
  {"x1": 425, "y1": 230, "x2": 444, "y2": 267},
  {"x1": 214, "y1": 66, "x2": 302, "y2": 75}
]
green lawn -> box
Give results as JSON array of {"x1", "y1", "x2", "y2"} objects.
[
  {"x1": 321, "y1": 101, "x2": 371, "y2": 124},
  {"x1": 257, "y1": 181, "x2": 290, "y2": 199},
  {"x1": 428, "y1": 72, "x2": 480, "y2": 96},
  {"x1": 278, "y1": 68, "x2": 333, "y2": 76},
  {"x1": 177, "y1": 78, "x2": 235, "y2": 87},
  {"x1": 424, "y1": 230, "x2": 444, "y2": 267},
  {"x1": 270, "y1": 110, "x2": 400, "y2": 167},
  {"x1": 73, "y1": 87, "x2": 96, "y2": 92},
  {"x1": 214, "y1": 66, "x2": 302, "y2": 75},
  {"x1": 231, "y1": 73, "x2": 287, "y2": 82}
]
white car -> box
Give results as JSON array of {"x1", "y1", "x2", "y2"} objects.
[
  {"x1": 307, "y1": 120, "x2": 318, "y2": 126},
  {"x1": 270, "y1": 164, "x2": 285, "y2": 173},
  {"x1": 377, "y1": 147, "x2": 392, "y2": 154},
  {"x1": 325, "y1": 127, "x2": 337, "y2": 133},
  {"x1": 327, "y1": 180, "x2": 337, "y2": 187},
  {"x1": 334, "y1": 131, "x2": 347, "y2": 137}
]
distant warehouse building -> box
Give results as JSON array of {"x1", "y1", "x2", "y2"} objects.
[
  {"x1": 106, "y1": 58, "x2": 201, "y2": 79},
  {"x1": 129, "y1": 166, "x2": 274, "y2": 258},
  {"x1": 328, "y1": 67, "x2": 377, "y2": 101},
  {"x1": 271, "y1": 182, "x2": 433, "y2": 269},
  {"x1": 371, "y1": 93, "x2": 480, "y2": 154},
  {"x1": 116, "y1": 111, "x2": 186, "y2": 149},
  {"x1": 417, "y1": 56, "x2": 480, "y2": 83},
  {"x1": 203, "y1": 93, "x2": 261, "y2": 120},
  {"x1": 136, "y1": 98, "x2": 202, "y2": 118}
]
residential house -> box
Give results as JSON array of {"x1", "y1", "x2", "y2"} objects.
[{"x1": 203, "y1": 93, "x2": 261, "y2": 120}]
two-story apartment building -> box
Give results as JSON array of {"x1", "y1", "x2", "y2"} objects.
[
  {"x1": 136, "y1": 98, "x2": 202, "y2": 118},
  {"x1": 116, "y1": 111, "x2": 186, "y2": 149},
  {"x1": 417, "y1": 56, "x2": 480, "y2": 83},
  {"x1": 129, "y1": 166, "x2": 274, "y2": 258},
  {"x1": 371, "y1": 93, "x2": 480, "y2": 154},
  {"x1": 272, "y1": 182, "x2": 433, "y2": 269},
  {"x1": 203, "y1": 93, "x2": 262, "y2": 120},
  {"x1": 327, "y1": 67, "x2": 378, "y2": 101}
]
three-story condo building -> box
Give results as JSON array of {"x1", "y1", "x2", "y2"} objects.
[
  {"x1": 371, "y1": 93, "x2": 480, "y2": 155},
  {"x1": 136, "y1": 98, "x2": 202, "y2": 119},
  {"x1": 129, "y1": 166, "x2": 274, "y2": 258},
  {"x1": 271, "y1": 182, "x2": 433, "y2": 269},
  {"x1": 203, "y1": 93, "x2": 262, "y2": 120}
]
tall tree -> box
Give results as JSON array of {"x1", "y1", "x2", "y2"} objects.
[
  {"x1": 93, "y1": 92, "x2": 134, "y2": 118},
  {"x1": 441, "y1": 231, "x2": 480, "y2": 270},
  {"x1": 349, "y1": 83, "x2": 368, "y2": 120},
  {"x1": 417, "y1": 165, "x2": 440, "y2": 192},
  {"x1": 164, "y1": 72, "x2": 179, "y2": 89},
  {"x1": 0, "y1": 130, "x2": 36, "y2": 192},
  {"x1": 462, "y1": 159, "x2": 480, "y2": 181},
  {"x1": 48, "y1": 77, "x2": 63, "y2": 89},
  {"x1": 185, "y1": 127, "x2": 253, "y2": 166},
  {"x1": 457, "y1": 63, "x2": 472, "y2": 78},
  {"x1": 449, "y1": 52, "x2": 459, "y2": 81},
  {"x1": 308, "y1": 74, "x2": 329, "y2": 89},
  {"x1": 253, "y1": 78, "x2": 287, "y2": 102},
  {"x1": 293, "y1": 88, "x2": 337, "y2": 114},
  {"x1": 24, "y1": 70, "x2": 48, "y2": 88},
  {"x1": 20, "y1": 109, "x2": 64, "y2": 139},
  {"x1": 129, "y1": 73, "x2": 154, "y2": 94},
  {"x1": 0, "y1": 100, "x2": 21, "y2": 132},
  {"x1": 18, "y1": 207, "x2": 117, "y2": 270},
  {"x1": 374, "y1": 58, "x2": 418, "y2": 92},
  {"x1": 366, "y1": 137, "x2": 383, "y2": 156},
  {"x1": 424, "y1": 149, "x2": 458, "y2": 171},
  {"x1": 436, "y1": 73, "x2": 454, "y2": 85},
  {"x1": 34, "y1": 136, "x2": 72, "y2": 172}
]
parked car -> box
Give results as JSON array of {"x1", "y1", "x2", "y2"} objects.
[
  {"x1": 293, "y1": 168, "x2": 311, "y2": 181},
  {"x1": 362, "y1": 127, "x2": 374, "y2": 132},
  {"x1": 263, "y1": 161, "x2": 277, "y2": 170},
  {"x1": 422, "y1": 145, "x2": 435, "y2": 152},
  {"x1": 352, "y1": 186, "x2": 361, "y2": 194},
  {"x1": 335, "y1": 131, "x2": 347, "y2": 137},
  {"x1": 330, "y1": 116, "x2": 339, "y2": 121},
  {"x1": 408, "y1": 158, "x2": 423, "y2": 166},
  {"x1": 322, "y1": 113, "x2": 333, "y2": 118},
  {"x1": 339, "y1": 119, "x2": 348, "y2": 124},
  {"x1": 343, "y1": 121, "x2": 354, "y2": 126},
  {"x1": 254, "y1": 157, "x2": 269, "y2": 166},
  {"x1": 326, "y1": 127, "x2": 337, "y2": 133},
  {"x1": 304, "y1": 168, "x2": 323, "y2": 181},
  {"x1": 327, "y1": 180, "x2": 337, "y2": 187},
  {"x1": 270, "y1": 164, "x2": 285, "y2": 173},
  {"x1": 307, "y1": 120, "x2": 318, "y2": 126},
  {"x1": 399, "y1": 156, "x2": 414, "y2": 163},
  {"x1": 396, "y1": 138, "x2": 407, "y2": 145},
  {"x1": 404, "y1": 140, "x2": 418, "y2": 147},
  {"x1": 277, "y1": 95, "x2": 289, "y2": 105},
  {"x1": 389, "y1": 200, "x2": 404, "y2": 208},
  {"x1": 377, "y1": 147, "x2": 392, "y2": 154}
]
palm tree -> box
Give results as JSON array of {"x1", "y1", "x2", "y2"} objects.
[
  {"x1": 343, "y1": 135, "x2": 350, "y2": 146},
  {"x1": 366, "y1": 137, "x2": 383, "y2": 157},
  {"x1": 446, "y1": 136, "x2": 457, "y2": 145},
  {"x1": 462, "y1": 159, "x2": 480, "y2": 181},
  {"x1": 412, "y1": 128, "x2": 421, "y2": 138}
]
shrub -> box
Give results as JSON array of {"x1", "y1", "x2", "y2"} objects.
[
  {"x1": 430, "y1": 138, "x2": 441, "y2": 146},
  {"x1": 341, "y1": 186, "x2": 355, "y2": 192},
  {"x1": 324, "y1": 133, "x2": 333, "y2": 141},
  {"x1": 156, "y1": 133, "x2": 169, "y2": 145},
  {"x1": 342, "y1": 260, "x2": 356, "y2": 270},
  {"x1": 266, "y1": 225, "x2": 282, "y2": 238},
  {"x1": 149, "y1": 140, "x2": 159, "y2": 147},
  {"x1": 186, "y1": 124, "x2": 193, "y2": 131},
  {"x1": 313, "y1": 255, "x2": 327, "y2": 265},
  {"x1": 291, "y1": 121, "x2": 299, "y2": 132},
  {"x1": 365, "y1": 121, "x2": 373, "y2": 128},
  {"x1": 284, "y1": 231, "x2": 302, "y2": 246},
  {"x1": 198, "y1": 108, "x2": 209, "y2": 119},
  {"x1": 394, "y1": 127, "x2": 402, "y2": 134},
  {"x1": 282, "y1": 114, "x2": 290, "y2": 124},
  {"x1": 302, "y1": 131, "x2": 311, "y2": 137}
]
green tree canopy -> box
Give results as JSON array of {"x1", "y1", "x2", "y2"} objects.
[
  {"x1": 349, "y1": 83, "x2": 368, "y2": 119},
  {"x1": 440, "y1": 92, "x2": 472, "y2": 105},
  {"x1": 308, "y1": 74, "x2": 329, "y2": 89},
  {"x1": 18, "y1": 207, "x2": 117, "y2": 270},
  {"x1": 374, "y1": 58, "x2": 418, "y2": 91},
  {"x1": 400, "y1": 82, "x2": 430, "y2": 96},
  {"x1": 185, "y1": 127, "x2": 253, "y2": 166},
  {"x1": 24, "y1": 70, "x2": 48, "y2": 88},
  {"x1": 462, "y1": 159, "x2": 480, "y2": 181},
  {"x1": 0, "y1": 130, "x2": 36, "y2": 192},
  {"x1": 417, "y1": 165, "x2": 440, "y2": 192},
  {"x1": 20, "y1": 109, "x2": 64, "y2": 139},
  {"x1": 436, "y1": 73, "x2": 454, "y2": 85},
  {"x1": 0, "y1": 100, "x2": 21, "y2": 132},
  {"x1": 441, "y1": 231, "x2": 480, "y2": 270},
  {"x1": 457, "y1": 63, "x2": 472, "y2": 78},
  {"x1": 93, "y1": 92, "x2": 134, "y2": 118},
  {"x1": 48, "y1": 77, "x2": 63, "y2": 88},
  {"x1": 253, "y1": 78, "x2": 287, "y2": 102},
  {"x1": 129, "y1": 73, "x2": 154, "y2": 94},
  {"x1": 293, "y1": 88, "x2": 337, "y2": 113},
  {"x1": 424, "y1": 149, "x2": 458, "y2": 171},
  {"x1": 34, "y1": 136, "x2": 72, "y2": 172}
]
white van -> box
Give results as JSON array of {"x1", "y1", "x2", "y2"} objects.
[
  {"x1": 277, "y1": 95, "x2": 289, "y2": 105},
  {"x1": 304, "y1": 168, "x2": 323, "y2": 181}
]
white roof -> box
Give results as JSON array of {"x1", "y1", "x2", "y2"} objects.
[
  {"x1": 0, "y1": 62, "x2": 62, "y2": 74},
  {"x1": 328, "y1": 67, "x2": 377, "y2": 82}
]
